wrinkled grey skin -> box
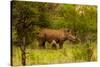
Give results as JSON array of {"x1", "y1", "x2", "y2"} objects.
[{"x1": 37, "y1": 28, "x2": 80, "y2": 49}]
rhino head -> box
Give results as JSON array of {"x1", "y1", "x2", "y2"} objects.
[{"x1": 64, "y1": 29, "x2": 81, "y2": 43}]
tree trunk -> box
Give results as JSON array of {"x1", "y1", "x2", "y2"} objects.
[{"x1": 20, "y1": 37, "x2": 26, "y2": 65}]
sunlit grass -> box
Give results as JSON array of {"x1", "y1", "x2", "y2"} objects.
[{"x1": 12, "y1": 42, "x2": 97, "y2": 66}]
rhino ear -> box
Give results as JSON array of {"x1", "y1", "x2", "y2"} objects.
[
  {"x1": 66, "y1": 29, "x2": 71, "y2": 33},
  {"x1": 64, "y1": 29, "x2": 71, "y2": 33},
  {"x1": 67, "y1": 29, "x2": 70, "y2": 32}
]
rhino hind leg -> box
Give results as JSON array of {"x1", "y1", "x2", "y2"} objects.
[
  {"x1": 42, "y1": 41, "x2": 45, "y2": 49},
  {"x1": 39, "y1": 40, "x2": 45, "y2": 49},
  {"x1": 59, "y1": 41, "x2": 64, "y2": 49}
]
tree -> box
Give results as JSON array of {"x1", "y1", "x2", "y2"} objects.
[{"x1": 12, "y1": 1, "x2": 37, "y2": 65}]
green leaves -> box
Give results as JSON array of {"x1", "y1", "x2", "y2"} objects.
[{"x1": 12, "y1": 1, "x2": 97, "y2": 45}]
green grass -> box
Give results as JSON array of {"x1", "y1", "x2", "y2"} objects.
[{"x1": 12, "y1": 42, "x2": 97, "y2": 66}]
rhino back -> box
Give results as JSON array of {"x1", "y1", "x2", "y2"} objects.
[{"x1": 41, "y1": 29, "x2": 65, "y2": 41}]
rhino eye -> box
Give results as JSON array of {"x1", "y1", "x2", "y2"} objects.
[{"x1": 36, "y1": 32, "x2": 39, "y2": 35}]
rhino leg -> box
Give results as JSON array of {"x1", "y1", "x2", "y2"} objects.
[
  {"x1": 59, "y1": 41, "x2": 64, "y2": 49},
  {"x1": 38, "y1": 39, "x2": 45, "y2": 49}
]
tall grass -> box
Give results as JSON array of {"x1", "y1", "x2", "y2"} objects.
[{"x1": 12, "y1": 42, "x2": 97, "y2": 66}]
